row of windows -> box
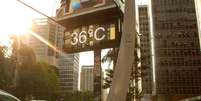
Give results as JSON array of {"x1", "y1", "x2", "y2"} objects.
[
  {"x1": 59, "y1": 71, "x2": 74, "y2": 75},
  {"x1": 156, "y1": 49, "x2": 200, "y2": 57},
  {"x1": 156, "y1": 70, "x2": 201, "y2": 79},
  {"x1": 157, "y1": 88, "x2": 201, "y2": 94},
  {"x1": 140, "y1": 27, "x2": 149, "y2": 32},
  {"x1": 158, "y1": 81, "x2": 201, "y2": 87},
  {"x1": 59, "y1": 82, "x2": 73, "y2": 86},
  {"x1": 156, "y1": 21, "x2": 197, "y2": 30},
  {"x1": 139, "y1": 7, "x2": 147, "y2": 12},
  {"x1": 141, "y1": 42, "x2": 150, "y2": 47},
  {"x1": 139, "y1": 19, "x2": 149, "y2": 24},
  {"x1": 141, "y1": 50, "x2": 150, "y2": 56},
  {"x1": 154, "y1": 31, "x2": 198, "y2": 39},
  {"x1": 141, "y1": 37, "x2": 150, "y2": 43},
  {"x1": 139, "y1": 16, "x2": 148, "y2": 20},
  {"x1": 155, "y1": 7, "x2": 195, "y2": 14},
  {"x1": 156, "y1": 40, "x2": 198, "y2": 49},
  {"x1": 155, "y1": 0, "x2": 194, "y2": 6},
  {"x1": 158, "y1": 59, "x2": 201, "y2": 66},
  {"x1": 59, "y1": 78, "x2": 74, "y2": 82}
]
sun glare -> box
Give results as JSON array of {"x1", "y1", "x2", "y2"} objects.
[{"x1": 0, "y1": 0, "x2": 33, "y2": 44}]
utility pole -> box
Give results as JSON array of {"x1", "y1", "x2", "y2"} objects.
[{"x1": 107, "y1": 0, "x2": 136, "y2": 101}]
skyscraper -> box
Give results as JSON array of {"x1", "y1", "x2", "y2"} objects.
[
  {"x1": 80, "y1": 65, "x2": 94, "y2": 92},
  {"x1": 195, "y1": 0, "x2": 201, "y2": 49},
  {"x1": 137, "y1": 5, "x2": 152, "y2": 95},
  {"x1": 56, "y1": 53, "x2": 79, "y2": 93},
  {"x1": 29, "y1": 18, "x2": 57, "y2": 66},
  {"x1": 30, "y1": 18, "x2": 79, "y2": 93},
  {"x1": 56, "y1": 24, "x2": 79, "y2": 93},
  {"x1": 150, "y1": 0, "x2": 201, "y2": 100}
]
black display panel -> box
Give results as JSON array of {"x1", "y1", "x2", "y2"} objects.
[{"x1": 63, "y1": 20, "x2": 121, "y2": 53}]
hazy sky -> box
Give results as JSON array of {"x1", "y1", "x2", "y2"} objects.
[
  {"x1": 0, "y1": 0, "x2": 148, "y2": 67},
  {"x1": 0, "y1": 0, "x2": 60, "y2": 45}
]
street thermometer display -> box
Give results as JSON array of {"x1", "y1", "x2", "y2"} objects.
[{"x1": 63, "y1": 21, "x2": 121, "y2": 53}]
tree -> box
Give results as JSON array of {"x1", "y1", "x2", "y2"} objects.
[
  {"x1": 0, "y1": 46, "x2": 7, "y2": 89},
  {"x1": 102, "y1": 69, "x2": 113, "y2": 89},
  {"x1": 0, "y1": 36, "x2": 59, "y2": 101},
  {"x1": 9, "y1": 39, "x2": 58, "y2": 101},
  {"x1": 0, "y1": 46, "x2": 13, "y2": 91},
  {"x1": 15, "y1": 61, "x2": 58, "y2": 101},
  {"x1": 102, "y1": 48, "x2": 119, "y2": 68},
  {"x1": 63, "y1": 91, "x2": 93, "y2": 101}
]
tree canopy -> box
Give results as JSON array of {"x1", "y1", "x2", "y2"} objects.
[{"x1": 0, "y1": 39, "x2": 59, "y2": 101}]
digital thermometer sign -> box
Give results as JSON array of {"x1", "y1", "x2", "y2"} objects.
[{"x1": 63, "y1": 21, "x2": 120, "y2": 53}]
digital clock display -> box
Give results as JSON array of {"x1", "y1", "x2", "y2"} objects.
[{"x1": 63, "y1": 21, "x2": 120, "y2": 53}]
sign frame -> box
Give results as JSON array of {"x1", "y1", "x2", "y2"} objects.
[{"x1": 63, "y1": 19, "x2": 121, "y2": 53}]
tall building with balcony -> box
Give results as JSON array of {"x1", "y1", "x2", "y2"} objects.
[
  {"x1": 137, "y1": 5, "x2": 152, "y2": 95},
  {"x1": 29, "y1": 18, "x2": 57, "y2": 66},
  {"x1": 80, "y1": 65, "x2": 94, "y2": 92},
  {"x1": 150, "y1": 0, "x2": 201, "y2": 100}
]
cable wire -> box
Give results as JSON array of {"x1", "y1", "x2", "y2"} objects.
[{"x1": 16, "y1": 0, "x2": 65, "y2": 27}]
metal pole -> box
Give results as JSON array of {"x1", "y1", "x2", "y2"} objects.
[
  {"x1": 94, "y1": 50, "x2": 102, "y2": 101},
  {"x1": 107, "y1": 0, "x2": 136, "y2": 101}
]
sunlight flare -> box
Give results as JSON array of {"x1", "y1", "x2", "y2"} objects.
[{"x1": 28, "y1": 30, "x2": 63, "y2": 54}]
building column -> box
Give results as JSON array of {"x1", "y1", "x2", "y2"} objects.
[{"x1": 94, "y1": 50, "x2": 102, "y2": 101}]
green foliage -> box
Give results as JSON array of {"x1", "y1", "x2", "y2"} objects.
[
  {"x1": 0, "y1": 39, "x2": 59, "y2": 101},
  {"x1": 102, "y1": 69, "x2": 113, "y2": 89},
  {"x1": 63, "y1": 91, "x2": 93, "y2": 101},
  {"x1": 0, "y1": 46, "x2": 13, "y2": 91},
  {"x1": 16, "y1": 61, "x2": 58, "y2": 100}
]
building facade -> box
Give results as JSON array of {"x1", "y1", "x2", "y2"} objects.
[
  {"x1": 195, "y1": 0, "x2": 201, "y2": 49},
  {"x1": 80, "y1": 65, "x2": 94, "y2": 92},
  {"x1": 56, "y1": 53, "x2": 79, "y2": 93},
  {"x1": 138, "y1": 5, "x2": 153, "y2": 95},
  {"x1": 30, "y1": 18, "x2": 79, "y2": 93},
  {"x1": 30, "y1": 18, "x2": 57, "y2": 66},
  {"x1": 150, "y1": 0, "x2": 201, "y2": 99},
  {"x1": 56, "y1": 24, "x2": 79, "y2": 93}
]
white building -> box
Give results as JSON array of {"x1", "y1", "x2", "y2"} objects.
[
  {"x1": 29, "y1": 18, "x2": 57, "y2": 66},
  {"x1": 80, "y1": 65, "x2": 94, "y2": 92}
]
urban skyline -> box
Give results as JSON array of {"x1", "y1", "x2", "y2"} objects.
[
  {"x1": 0, "y1": 0, "x2": 201, "y2": 101},
  {"x1": 149, "y1": 0, "x2": 201, "y2": 100}
]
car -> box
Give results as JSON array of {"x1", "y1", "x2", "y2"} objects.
[{"x1": 0, "y1": 90, "x2": 21, "y2": 101}]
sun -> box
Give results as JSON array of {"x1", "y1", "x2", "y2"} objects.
[
  {"x1": 0, "y1": 0, "x2": 33, "y2": 36},
  {"x1": 10, "y1": 16, "x2": 32, "y2": 35},
  {"x1": 0, "y1": 0, "x2": 58, "y2": 45}
]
